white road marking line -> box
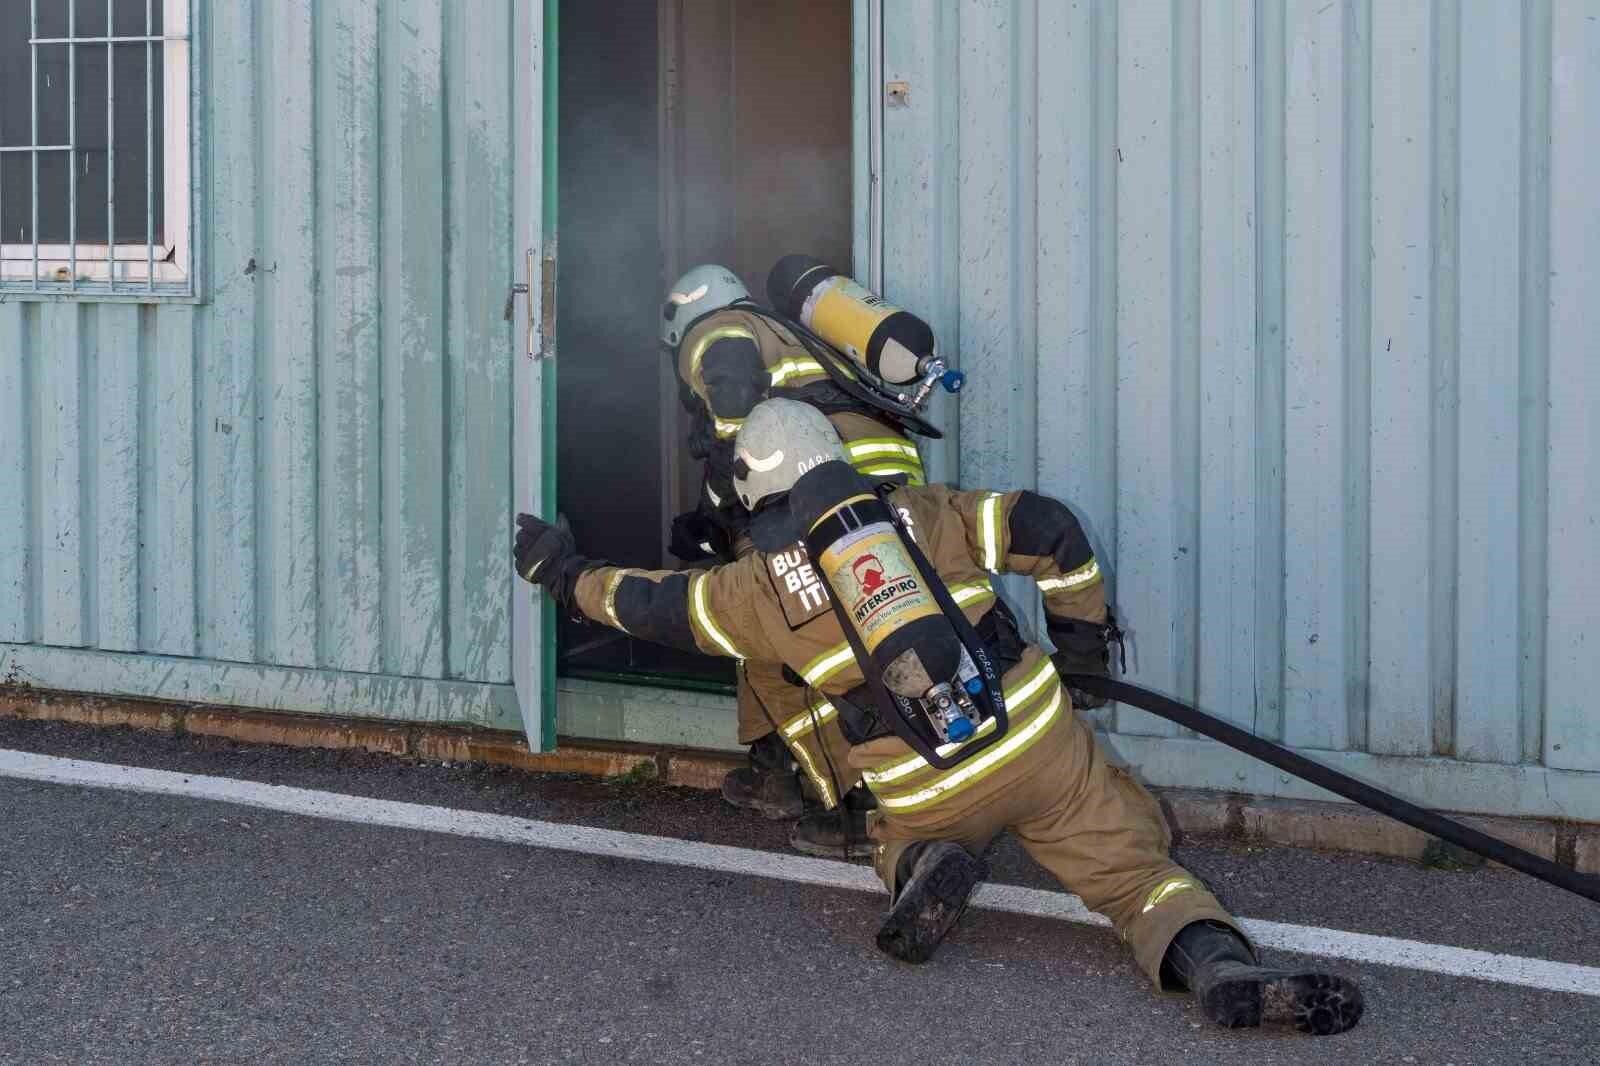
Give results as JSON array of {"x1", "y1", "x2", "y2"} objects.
[{"x1": 3, "y1": 747, "x2": 1597, "y2": 999}]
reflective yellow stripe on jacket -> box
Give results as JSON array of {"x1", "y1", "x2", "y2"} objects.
[
  {"x1": 601, "y1": 571, "x2": 628, "y2": 631},
  {"x1": 768, "y1": 356, "x2": 827, "y2": 388},
  {"x1": 1038, "y1": 558, "x2": 1101, "y2": 593},
  {"x1": 797, "y1": 580, "x2": 996, "y2": 688},
  {"x1": 976, "y1": 492, "x2": 1004, "y2": 571},
  {"x1": 688, "y1": 574, "x2": 743, "y2": 659},
  {"x1": 843, "y1": 437, "x2": 925, "y2": 486},
  {"x1": 863, "y1": 655, "x2": 1065, "y2": 813},
  {"x1": 686, "y1": 325, "x2": 757, "y2": 380},
  {"x1": 686, "y1": 324, "x2": 760, "y2": 439},
  {"x1": 843, "y1": 437, "x2": 921, "y2": 463}
]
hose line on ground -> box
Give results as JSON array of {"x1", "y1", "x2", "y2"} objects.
[{"x1": 1061, "y1": 674, "x2": 1600, "y2": 907}]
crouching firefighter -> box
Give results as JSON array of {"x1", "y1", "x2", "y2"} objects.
[
  {"x1": 658, "y1": 263, "x2": 941, "y2": 857},
  {"x1": 513, "y1": 400, "x2": 1365, "y2": 1036}
]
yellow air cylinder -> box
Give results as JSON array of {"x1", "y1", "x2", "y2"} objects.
[{"x1": 767, "y1": 255, "x2": 936, "y2": 385}]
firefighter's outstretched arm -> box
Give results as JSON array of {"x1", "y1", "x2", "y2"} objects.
[{"x1": 513, "y1": 512, "x2": 778, "y2": 663}]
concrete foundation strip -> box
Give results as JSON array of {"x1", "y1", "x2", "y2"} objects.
[{"x1": 2, "y1": 747, "x2": 1596, "y2": 1000}]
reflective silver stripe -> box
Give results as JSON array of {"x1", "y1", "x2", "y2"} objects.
[
  {"x1": 783, "y1": 699, "x2": 839, "y2": 739},
  {"x1": 856, "y1": 462, "x2": 925, "y2": 479},
  {"x1": 690, "y1": 574, "x2": 743, "y2": 658},
  {"x1": 864, "y1": 655, "x2": 1055, "y2": 786},
  {"x1": 714, "y1": 417, "x2": 744, "y2": 439},
  {"x1": 874, "y1": 688, "x2": 1065, "y2": 811},
  {"x1": 844, "y1": 439, "x2": 921, "y2": 460},
  {"x1": 949, "y1": 581, "x2": 993, "y2": 606},
  {"x1": 768, "y1": 356, "x2": 826, "y2": 385},
  {"x1": 978, "y1": 493, "x2": 1003, "y2": 571},
  {"x1": 788, "y1": 734, "x2": 836, "y2": 808},
  {"x1": 1142, "y1": 877, "x2": 1200, "y2": 914},
  {"x1": 801, "y1": 643, "x2": 856, "y2": 686},
  {"x1": 1038, "y1": 559, "x2": 1101, "y2": 593},
  {"x1": 780, "y1": 702, "x2": 841, "y2": 806},
  {"x1": 704, "y1": 481, "x2": 723, "y2": 507}
]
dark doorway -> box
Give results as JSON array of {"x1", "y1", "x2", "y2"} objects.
[{"x1": 556, "y1": 0, "x2": 854, "y2": 688}]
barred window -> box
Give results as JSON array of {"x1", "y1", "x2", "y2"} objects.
[{"x1": 0, "y1": 0, "x2": 192, "y2": 296}]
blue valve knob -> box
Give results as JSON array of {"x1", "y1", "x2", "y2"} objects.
[
  {"x1": 963, "y1": 676, "x2": 984, "y2": 696},
  {"x1": 946, "y1": 716, "x2": 975, "y2": 742},
  {"x1": 941, "y1": 369, "x2": 966, "y2": 393}
]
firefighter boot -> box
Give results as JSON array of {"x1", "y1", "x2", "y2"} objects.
[
  {"x1": 789, "y1": 785, "x2": 876, "y2": 859},
  {"x1": 1047, "y1": 609, "x2": 1125, "y2": 710},
  {"x1": 874, "y1": 841, "x2": 989, "y2": 964},
  {"x1": 1163, "y1": 921, "x2": 1365, "y2": 1036},
  {"x1": 720, "y1": 733, "x2": 806, "y2": 820}
]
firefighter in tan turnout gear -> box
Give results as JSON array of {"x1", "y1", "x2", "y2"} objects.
[
  {"x1": 659, "y1": 264, "x2": 928, "y2": 857},
  {"x1": 515, "y1": 400, "x2": 1364, "y2": 1036}
]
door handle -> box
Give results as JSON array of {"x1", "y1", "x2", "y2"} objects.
[
  {"x1": 506, "y1": 248, "x2": 545, "y2": 358},
  {"x1": 503, "y1": 281, "x2": 529, "y2": 323}
]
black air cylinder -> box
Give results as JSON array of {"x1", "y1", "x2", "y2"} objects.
[{"x1": 790, "y1": 461, "x2": 962, "y2": 698}]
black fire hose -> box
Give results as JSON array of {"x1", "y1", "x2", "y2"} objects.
[{"x1": 1062, "y1": 674, "x2": 1600, "y2": 907}]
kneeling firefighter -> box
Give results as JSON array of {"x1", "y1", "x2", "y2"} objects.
[
  {"x1": 659, "y1": 261, "x2": 952, "y2": 858},
  {"x1": 514, "y1": 399, "x2": 1364, "y2": 1036}
]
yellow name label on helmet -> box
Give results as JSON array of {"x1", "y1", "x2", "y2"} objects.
[
  {"x1": 805, "y1": 277, "x2": 898, "y2": 362},
  {"x1": 818, "y1": 524, "x2": 939, "y2": 653}
]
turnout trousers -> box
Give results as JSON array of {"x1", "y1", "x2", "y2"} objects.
[
  {"x1": 858, "y1": 683, "x2": 1248, "y2": 984},
  {"x1": 736, "y1": 661, "x2": 861, "y2": 809}
]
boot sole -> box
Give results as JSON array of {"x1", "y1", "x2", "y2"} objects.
[
  {"x1": 1201, "y1": 970, "x2": 1365, "y2": 1036},
  {"x1": 874, "y1": 848, "x2": 987, "y2": 964},
  {"x1": 720, "y1": 777, "x2": 805, "y2": 821}
]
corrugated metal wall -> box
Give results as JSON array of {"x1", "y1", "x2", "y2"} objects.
[
  {"x1": 879, "y1": 0, "x2": 1600, "y2": 807},
  {"x1": 4, "y1": 0, "x2": 1597, "y2": 819},
  {"x1": 0, "y1": 0, "x2": 522, "y2": 728}
]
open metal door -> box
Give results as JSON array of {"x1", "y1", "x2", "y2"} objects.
[{"x1": 512, "y1": 0, "x2": 557, "y2": 751}]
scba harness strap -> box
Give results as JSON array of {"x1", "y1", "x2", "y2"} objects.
[{"x1": 803, "y1": 487, "x2": 1011, "y2": 772}]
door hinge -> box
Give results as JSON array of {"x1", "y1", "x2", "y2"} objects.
[{"x1": 538, "y1": 238, "x2": 557, "y2": 361}]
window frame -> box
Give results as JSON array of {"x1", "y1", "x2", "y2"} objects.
[{"x1": 0, "y1": 0, "x2": 196, "y2": 302}]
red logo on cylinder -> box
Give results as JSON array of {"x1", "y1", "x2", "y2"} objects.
[{"x1": 853, "y1": 554, "x2": 886, "y2": 594}]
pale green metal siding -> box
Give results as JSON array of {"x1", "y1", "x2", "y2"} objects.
[
  {"x1": 5, "y1": 0, "x2": 1599, "y2": 823},
  {"x1": 1, "y1": 0, "x2": 521, "y2": 728},
  {"x1": 874, "y1": 0, "x2": 1600, "y2": 814}
]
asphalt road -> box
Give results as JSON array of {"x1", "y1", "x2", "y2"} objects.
[{"x1": 1, "y1": 717, "x2": 1596, "y2": 1065}]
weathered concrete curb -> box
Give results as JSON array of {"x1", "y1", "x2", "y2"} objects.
[
  {"x1": 3, "y1": 686, "x2": 1595, "y2": 874},
  {"x1": 1157, "y1": 788, "x2": 1593, "y2": 873},
  {"x1": 0, "y1": 686, "x2": 738, "y2": 796}
]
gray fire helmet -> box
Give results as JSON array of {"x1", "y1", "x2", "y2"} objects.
[
  {"x1": 661, "y1": 264, "x2": 749, "y2": 350},
  {"x1": 733, "y1": 399, "x2": 845, "y2": 512}
]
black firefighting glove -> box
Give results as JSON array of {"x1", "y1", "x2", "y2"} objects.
[
  {"x1": 685, "y1": 403, "x2": 716, "y2": 462},
  {"x1": 513, "y1": 513, "x2": 590, "y2": 610},
  {"x1": 668, "y1": 508, "x2": 731, "y2": 563},
  {"x1": 1047, "y1": 608, "x2": 1125, "y2": 710}
]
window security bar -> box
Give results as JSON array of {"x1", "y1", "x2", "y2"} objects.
[
  {"x1": 30, "y1": 34, "x2": 186, "y2": 44},
  {"x1": 0, "y1": 0, "x2": 192, "y2": 295}
]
